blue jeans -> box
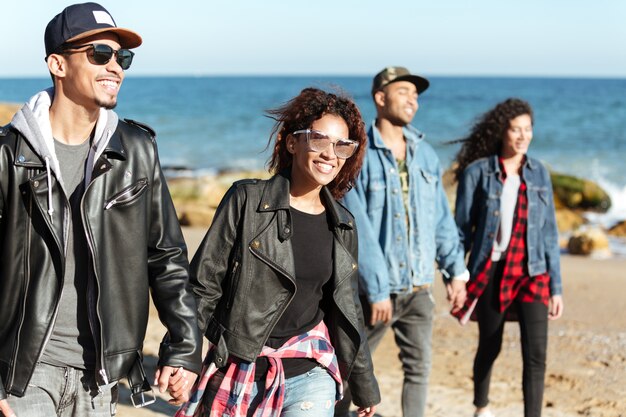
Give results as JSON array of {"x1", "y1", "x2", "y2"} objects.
[
  {"x1": 336, "y1": 288, "x2": 435, "y2": 417},
  {"x1": 6, "y1": 362, "x2": 118, "y2": 417},
  {"x1": 201, "y1": 365, "x2": 336, "y2": 417}
]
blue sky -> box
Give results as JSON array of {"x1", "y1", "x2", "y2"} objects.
[{"x1": 2, "y1": 0, "x2": 625, "y2": 78}]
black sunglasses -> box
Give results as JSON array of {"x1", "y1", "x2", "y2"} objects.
[{"x1": 60, "y1": 43, "x2": 135, "y2": 70}]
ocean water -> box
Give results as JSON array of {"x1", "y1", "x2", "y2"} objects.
[{"x1": 2, "y1": 76, "x2": 625, "y2": 226}]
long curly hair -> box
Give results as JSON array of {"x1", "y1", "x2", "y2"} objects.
[
  {"x1": 266, "y1": 87, "x2": 367, "y2": 199},
  {"x1": 453, "y1": 98, "x2": 533, "y2": 181}
]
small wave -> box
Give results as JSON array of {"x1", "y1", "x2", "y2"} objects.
[
  {"x1": 572, "y1": 173, "x2": 626, "y2": 258},
  {"x1": 584, "y1": 178, "x2": 626, "y2": 228},
  {"x1": 608, "y1": 236, "x2": 626, "y2": 258}
]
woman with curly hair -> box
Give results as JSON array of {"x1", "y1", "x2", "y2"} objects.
[
  {"x1": 177, "y1": 88, "x2": 380, "y2": 417},
  {"x1": 453, "y1": 98, "x2": 564, "y2": 417}
]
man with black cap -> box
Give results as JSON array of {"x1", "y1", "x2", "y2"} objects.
[
  {"x1": 336, "y1": 67, "x2": 469, "y2": 417},
  {"x1": 0, "y1": 3, "x2": 201, "y2": 416}
]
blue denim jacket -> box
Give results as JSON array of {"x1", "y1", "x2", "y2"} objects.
[
  {"x1": 343, "y1": 122, "x2": 468, "y2": 303},
  {"x1": 455, "y1": 155, "x2": 562, "y2": 295}
]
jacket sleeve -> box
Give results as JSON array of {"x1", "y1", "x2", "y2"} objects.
[
  {"x1": 147, "y1": 141, "x2": 202, "y2": 375},
  {"x1": 0, "y1": 151, "x2": 4, "y2": 399},
  {"x1": 454, "y1": 166, "x2": 479, "y2": 258},
  {"x1": 433, "y1": 163, "x2": 468, "y2": 280},
  {"x1": 189, "y1": 184, "x2": 243, "y2": 335},
  {"x1": 344, "y1": 226, "x2": 382, "y2": 408},
  {"x1": 542, "y1": 167, "x2": 562, "y2": 295},
  {"x1": 342, "y1": 175, "x2": 391, "y2": 303}
]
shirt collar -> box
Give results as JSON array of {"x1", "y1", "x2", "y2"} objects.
[{"x1": 368, "y1": 119, "x2": 425, "y2": 150}]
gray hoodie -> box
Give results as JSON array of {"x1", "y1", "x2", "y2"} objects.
[{"x1": 10, "y1": 87, "x2": 119, "y2": 222}]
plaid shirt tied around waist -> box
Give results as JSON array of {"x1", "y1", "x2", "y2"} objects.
[
  {"x1": 454, "y1": 175, "x2": 550, "y2": 324},
  {"x1": 175, "y1": 320, "x2": 343, "y2": 417}
]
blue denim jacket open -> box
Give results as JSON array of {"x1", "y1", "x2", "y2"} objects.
[
  {"x1": 454, "y1": 155, "x2": 562, "y2": 295},
  {"x1": 343, "y1": 122, "x2": 468, "y2": 303}
]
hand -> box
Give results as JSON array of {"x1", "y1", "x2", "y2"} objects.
[
  {"x1": 154, "y1": 366, "x2": 198, "y2": 405},
  {"x1": 370, "y1": 299, "x2": 392, "y2": 326},
  {"x1": 0, "y1": 399, "x2": 16, "y2": 417},
  {"x1": 357, "y1": 405, "x2": 376, "y2": 417},
  {"x1": 446, "y1": 279, "x2": 467, "y2": 313},
  {"x1": 548, "y1": 295, "x2": 564, "y2": 320}
]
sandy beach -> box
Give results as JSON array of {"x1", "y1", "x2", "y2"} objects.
[{"x1": 115, "y1": 227, "x2": 626, "y2": 417}]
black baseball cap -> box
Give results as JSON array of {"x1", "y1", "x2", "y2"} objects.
[
  {"x1": 45, "y1": 2, "x2": 142, "y2": 57},
  {"x1": 371, "y1": 66, "x2": 430, "y2": 96}
]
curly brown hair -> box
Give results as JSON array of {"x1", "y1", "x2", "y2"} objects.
[
  {"x1": 453, "y1": 98, "x2": 533, "y2": 181},
  {"x1": 266, "y1": 87, "x2": 367, "y2": 199}
]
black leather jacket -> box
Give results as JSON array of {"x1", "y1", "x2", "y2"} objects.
[
  {"x1": 0, "y1": 121, "x2": 202, "y2": 400},
  {"x1": 190, "y1": 173, "x2": 381, "y2": 407}
]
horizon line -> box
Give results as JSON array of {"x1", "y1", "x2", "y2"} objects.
[{"x1": 1, "y1": 73, "x2": 626, "y2": 81}]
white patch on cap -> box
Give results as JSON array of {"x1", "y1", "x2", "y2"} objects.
[{"x1": 93, "y1": 11, "x2": 115, "y2": 27}]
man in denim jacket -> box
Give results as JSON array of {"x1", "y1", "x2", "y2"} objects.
[{"x1": 336, "y1": 67, "x2": 469, "y2": 417}]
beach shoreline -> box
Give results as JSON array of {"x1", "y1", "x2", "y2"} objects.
[{"x1": 115, "y1": 228, "x2": 625, "y2": 417}]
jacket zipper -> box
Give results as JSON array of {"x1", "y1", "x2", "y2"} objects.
[
  {"x1": 10, "y1": 180, "x2": 70, "y2": 388},
  {"x1": 9, "y1": 194, "x2": 34, "y2": 389},
  {"x1": 248, "y1": 249, "x2": 297, "y2": 345},
  {"x1": 36, "y1": 203, "x2": 71, "y2": 362},
  {"x1": 225, "y1": 260, "x2": 240, "y2": 309},
  {"x1": 104, "y1": 179, "x2": 148, "y2": 210},
  {"x1": 329, "y1": 235, "x2": 362, "y2": 375},
  {"x1": 81, "y1": 179, "x2": 109, "y2": 385}
]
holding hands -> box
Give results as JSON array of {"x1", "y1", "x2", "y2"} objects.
[
  {"x1": 446, "y1": 278, "x2": 467, "y2": 314},
  {"x1": 155, "y1": 366, "x2": 198, "y2": 405}
]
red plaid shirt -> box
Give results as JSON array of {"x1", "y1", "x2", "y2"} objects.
[
  {"x1": 454, "y1": 163, "x2": 550, "y2": 324},
  {"x1": 175, "y1": 320, "x2": 342, "y2": 417}
]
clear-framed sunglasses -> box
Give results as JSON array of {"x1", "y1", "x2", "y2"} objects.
[{"x1": 292, "y1": 129, "x2": 359, "y2": 159}]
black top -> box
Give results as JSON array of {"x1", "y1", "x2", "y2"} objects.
[{"x1": 254, "y1": 206, "x2": 334, "y2": 379}]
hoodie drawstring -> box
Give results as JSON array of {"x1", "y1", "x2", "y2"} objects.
[{"x1": 44, "y1": 156, "x2": 54, "y2": 223}]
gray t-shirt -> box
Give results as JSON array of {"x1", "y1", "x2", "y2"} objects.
[{"x1": 40, "y1": 138, "x2": 96, "y2": 369}]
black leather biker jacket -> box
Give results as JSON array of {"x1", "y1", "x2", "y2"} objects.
[
  {"x1": 190, "y1": 173, "x2": 380, "y2": 407},
  {"x1": 0, "y1": 120, "x2": 201, "y2": 400}
]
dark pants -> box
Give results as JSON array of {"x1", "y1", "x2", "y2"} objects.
[
  {"x1": 335, "y1": 288, "x2": 435, "y2": 417},
  {"x1": 473, "y1": 261, "x2": 548, "y2": 417}
]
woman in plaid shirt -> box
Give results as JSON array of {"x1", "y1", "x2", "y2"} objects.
[{"x1": 452, "y1": 98, "x2": 564, "y2": 417}]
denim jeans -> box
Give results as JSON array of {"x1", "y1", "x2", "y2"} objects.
[
  {"x1": 201, "y1": 365, "x2": 336, "y2": 417},
  {"x1": 6, "y1": 362, "x2": 118, "y2": 417},
  {"x1": 335, "y1": 288, "x2": 435, "y2": 417}
]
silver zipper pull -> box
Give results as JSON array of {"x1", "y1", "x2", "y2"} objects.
[
  {"x1": 100, "y1": 368, "x2": 109, "y2": 385},
  {"x1": 104, "y1": 200, "x2": 117, "y2": 210}
]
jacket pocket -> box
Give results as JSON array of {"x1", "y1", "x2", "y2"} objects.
[
  {"x1": 420, "y1": 168, "x2": 437, "y2": 184},
  {"x1": 418, "y1": 168, "x2": 438, "y2": 218},
  {"x1": 104, "y1": 178, "x2": 149, "y2": 210},
  {"x1": 537, "y1": 188, "x2": 550, "y2": 205},
  {"x1": 530, "y1": 186, "x2": 550, "y2": 226},
  {"x1": 366, "y1": 178, "x2": 386, "y2": 211},
  {"x1": 225, "y1": 260, "x2": 240, "y2": 310}
]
